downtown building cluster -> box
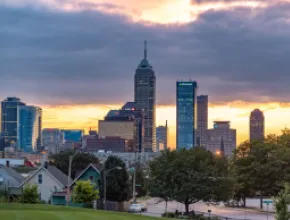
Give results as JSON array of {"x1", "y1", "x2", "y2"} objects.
[{"x1": 0, "y1": 41, "x2": 265, "y2": 159}]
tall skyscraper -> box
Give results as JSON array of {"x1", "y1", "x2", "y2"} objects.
[
  {"x1": 176, "y1": 81, "x2": 198, "y2": 149},
  {"x1": 1, "y1": 97, "x2": 26, "y2": 147},
  {"x1": 206, "y1": 121, "x2": 236, "y2": 157},
  {"x1": 17, "y1": 106, "x2": 42, "y2": 152},
  {"x1": 196, "y1": 95, "x2": 208, "y2": 147},
  {"x1": 250, "y1": 109, "x2": 264, "y2": 142},
  {"x1": 156, "y1": 120, "x2": 168, "y2": 152},
  {"x1": 134, "y1": 41, "x2": 156, "y2": 152}
]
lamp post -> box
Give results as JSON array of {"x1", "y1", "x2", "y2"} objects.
[{"x1": 103, "y1": 166, "x2": 122, "y2": 210}]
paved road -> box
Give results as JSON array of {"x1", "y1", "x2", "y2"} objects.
[{"x1": 142, "y1": 199, "x2": 275, "y2": 220}]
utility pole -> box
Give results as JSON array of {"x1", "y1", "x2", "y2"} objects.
[
  {"x1": 132, "y1": 168, "x2": 136, "y2": 203},
  {"x1": 66, "y1": 155, "x2": 73, "y2": 206},
  {"x1": 103, "y1": 170, "x2": 107, "y2": 210}
]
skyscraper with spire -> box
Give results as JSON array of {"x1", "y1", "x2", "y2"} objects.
[{"x1": 134, "y1": 41, "x2": 156, "y2": 152}]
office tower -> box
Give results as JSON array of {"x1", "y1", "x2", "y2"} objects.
[
  {"x1": 206, "y1": 121, "x2": 236, "y2": 157},
  {"x1": 18, "y1": 106, "x2": 42, "y2": 152},
  {"x1": 156, "y1": 120, "x2": 168, "y2": 152},
  {"x1": 134, "y1": 41, "x2": 156, "y2": 152},
  {"x1": 42, "y1": 128, "x2": 64, "y2": 154},
  {"x1": 176, "y1": 81, "x2": 198, "y2": 149},
  {"x1": 250, "y1": 109, "x2": 265, "y2": 142},
  {"x1": 196, "y1": 95, "x2": 208, "y2": 147},
  {"x1": 1, "y1": 97, "x2": 26, "y2": 147},
  {"x1": 99, "y1": 102, "x2": 143, "y2": 152}
]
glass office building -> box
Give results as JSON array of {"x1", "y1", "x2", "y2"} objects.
[
  {"x1": 176, "y1": 81, "x2": 198, "y2": 149},
  {"x1": 62, "y1": 130, "x2": 83, "y2": 142},
  {"x1": 18, "y1": 106, "x2": 42, "y2": 152},
  {"x1": 1, "y1": 97, "x2": 26, "y2": 147}
]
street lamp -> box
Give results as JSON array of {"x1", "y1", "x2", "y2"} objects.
[
  {"x1": 103, "y1": 166, "x2": 122, "y2": 210},
  {"x1": 215, "y1": 150, "x2": 221, "y2": 156}
]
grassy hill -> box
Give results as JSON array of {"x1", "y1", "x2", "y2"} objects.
[{"x1": 0, "y1": 204, "x2": 160, "y2": 220}]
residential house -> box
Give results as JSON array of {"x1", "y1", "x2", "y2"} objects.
[
  {"x1": 70, "y1": 163, "x2": 101, "y2": 188},
  {"x1": 0, "y1": 165, "x2": 24, "y2": 193},
  {"x1": 20, "y1": 164, "x2": 71, "y2": 203}
]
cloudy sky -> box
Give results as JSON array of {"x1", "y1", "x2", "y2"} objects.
[{"x1": 1, "y1": 0, "x2": 290, "y2": 147}]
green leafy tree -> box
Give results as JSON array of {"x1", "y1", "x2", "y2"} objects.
[
  {"x1": 22, "y1": 184, "x2": 39, "y2": 204},
  {"x1": 134, "y1": 164, "x2": 149, "y2": 198},
  {"x1": 274, "y1": 184, "x2": 290, "y2": 220},
  {"x1": 231, "y1": 141, "x2": 255, "y2": 207},
  {"x1": 72, "y1": 180, "x2": 99, "y2": 206},
  {"x1": 102, "y1": 156, "x2": 131, "y2": 202},
  {"x1": 149, "y1": 150, "x2": 176, "y2": 212},
  {"x1": 50, "y1": 151, "x2": 99, "y2": 179},
  {"x1": 149, "y1": 148, "x2": 232, "y2": 214},
  {"x1": 232, "y1": 135, "x2": 290, "y2": 209}
]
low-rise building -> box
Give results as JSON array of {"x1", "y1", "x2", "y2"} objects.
[{"x1": 205, "y1": 121, "x2": 236, "y2": 157}]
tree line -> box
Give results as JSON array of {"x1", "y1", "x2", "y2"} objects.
[{"x1": 149, "y1": 129, "x2": 290, "y2": 214}]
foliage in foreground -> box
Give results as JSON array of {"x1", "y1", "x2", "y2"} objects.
[
  {"x1": 72, "y1": 180, "x2": 99, "y2": 206},
  {"x1": 274, "y1": 185, "x2": 290, "y2": 220},
  {"x1": 149, "y1": 148, "x2": 233, "y2": 214},
  {"x1": 101, "y1": 155, "x2": 131, "y2": 202},
  {"x1": 231, "y1": 129, "x2": 290, "y2": 208},
  {"x1": 22, "y1": 184, "x2": 39, "y2": 204}
]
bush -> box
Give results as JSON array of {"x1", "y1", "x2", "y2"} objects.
[
  {"x1": 22, "y1": 184, "x2": 39, "y2": 204},
  {"x1": 162, "y1": 212, "x2": 176, "y2": 218},
  {"x1": 162, "y1": 212, "x2": 221, "y2": 220}
]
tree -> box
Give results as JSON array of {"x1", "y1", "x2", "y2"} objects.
[
  {"x1": 72, "y1": 180, "x2": 99, "y2": 207},
  {"x1": 149, "y1": 150, "x2": 176, "y2": 212},
  {"x1": 274, "y1": 184, "x2": 290, "y2": 220},
  {"x1": 50, "y1": 151, "x2": 99, "y2": 179},
  {"x1": 135, "y1": 163, "x2": 149, "y2": 198},
  {"x1": 232, "y1": 135, "x2": 290, "y2": 209},
  {"x1": 23, "y1": 184, "x2": 39, "y2": 204},
  {"x1": 231, "y1": 141, "x2": 255, "y2": 207},
  {"x1": 102, "y1": 156, "x2": 131, "y2": 202},
  {"x1": 149, "y1": 148, "x2": 232, "y2": 215}
]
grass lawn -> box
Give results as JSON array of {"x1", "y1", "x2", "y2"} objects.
[{"x1": 0, "y1": 203, "x2": 161, "y2": 220}]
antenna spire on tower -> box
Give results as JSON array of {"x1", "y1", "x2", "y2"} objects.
[{"x1": 144, "y1": 40, "x2": 147, "y2": 59}]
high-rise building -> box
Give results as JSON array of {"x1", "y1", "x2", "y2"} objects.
[
  {"x1": 196, "y1": 95, "x2": 208, "y2": 147},
  {"x1": 250, "y1": 109, "x2": 265, "y2": 142},
  {"x1": 205, "y1": 121, "x2": 236, "y2": 157},
  {"x1": 134, "y1": 41, "x2": 156, "y2": 152},
  {"x1": 176, "y1": 81, "x2": 198, "y2": 149},
  {"x1": 156, "y1": 121, "x2": 168, "y2": 152},
  {"x1": 1, "y1": 97, "x2": 26, "y2": 147},
  {"x1": 17, "y1": 106, "x2": 42, "y2": 152}
]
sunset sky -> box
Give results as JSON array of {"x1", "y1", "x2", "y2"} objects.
[{"x1": 1, "y1": 0, "x2": 290, "y2": 148}]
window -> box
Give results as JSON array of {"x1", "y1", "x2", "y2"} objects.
[
  {"x1": 89, "y1": 176, "x2": 94, "y2": 181},
  {"x1": 38, "y1": 174, "x2": 42, "y2": 184}
]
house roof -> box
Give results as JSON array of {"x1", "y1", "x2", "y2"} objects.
[
  {"x1": 70, "y1": 163, "x2": 101, "y2": 186},
  {"x1": 47, "y1": 165, "x2": 70, "y2": 186},
  {"x1": 1, "y1": 166, "x2": 24, "y2": 184},
  {"x1": 20, "y1": 165, "x2": 72, "y2": 187}
]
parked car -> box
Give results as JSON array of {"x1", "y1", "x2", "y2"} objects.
[
  {"x1": 140, "y1": 203, "x2": 148, "y2": 212},
  {"x1": 128, "y1": 204, "x2": 142, "y2": 213}
]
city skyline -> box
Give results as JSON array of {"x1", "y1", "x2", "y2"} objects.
[{"x1": 1, "y1": 1, "x2": 290, "y2": 148}]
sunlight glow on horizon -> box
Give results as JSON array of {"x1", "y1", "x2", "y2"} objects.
[{"x1": 42, "y1": 102, "x2": 290, "y2": 149}]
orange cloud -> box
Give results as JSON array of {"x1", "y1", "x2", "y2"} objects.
[{"x1": 3, "y1": 0, "x2": 270, "y2": 24}]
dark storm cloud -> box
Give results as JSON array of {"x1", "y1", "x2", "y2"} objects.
[{"x1": 1, "y1": 2, "x2": 290, "y2": 105}]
